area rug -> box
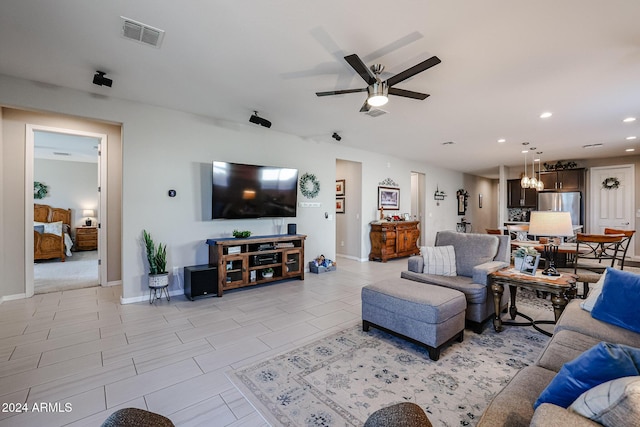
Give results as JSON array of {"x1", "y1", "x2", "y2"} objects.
[{"x1": 228, "y1": 292, "x2": 553, "y2": 426}]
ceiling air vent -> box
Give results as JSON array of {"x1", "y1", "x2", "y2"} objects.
[
  {"x1": 121, "y1": 17, "x2": 165, "y2": 48},
  {"x1": 365, "y1": 108, "x2": 388, "y2": 118}
]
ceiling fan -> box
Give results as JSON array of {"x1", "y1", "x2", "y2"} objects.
[{"x1": 315, "y1": 53, "x2": 441, "y2": 112}]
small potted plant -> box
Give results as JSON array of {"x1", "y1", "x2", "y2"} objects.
[
  {"x1": 513, "y1": 246, "x2": 538, "y2": 270},
  {"x1": 262, "y1": 267, "x2": 274, "y2": 279},
  {"x1": 143, "y1": 230, "x2": 168, "y2": 288},
  {"x1": 233, "y1": 229, "x2": 251, "y2": 238}
]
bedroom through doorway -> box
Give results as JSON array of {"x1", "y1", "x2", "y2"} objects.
[{"x1": 27, "y1": 126, "x2": 107, "y2": 295}]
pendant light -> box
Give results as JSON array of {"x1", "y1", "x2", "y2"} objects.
[
  {"x1": 520, "y1": 143, "x2": 530, "y2": 188},
  {"x1": 536, "y1": 152, "x2": 545, "y2": 191},
  {"x1": 529, "y1": 153, "x2": 538, "y2": 189}
]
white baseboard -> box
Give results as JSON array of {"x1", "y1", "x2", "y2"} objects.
[
  {"x1": 336, "y1": 254, "x2": 368, "y2": 262},
  {"x1": 120, "y1": 288, "x2": 184, "y2": 305},
  {"x1": 1, "y1": 293, "x2": 27, "y2": 303}
]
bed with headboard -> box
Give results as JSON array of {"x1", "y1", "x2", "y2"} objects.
[{"x1": 34, "y1": 203, "x2": 73, "y2": 262}]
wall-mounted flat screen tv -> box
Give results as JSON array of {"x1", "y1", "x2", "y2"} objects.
[{"x1": 212, "y1": 161, "x2": 298, "y2": 219}]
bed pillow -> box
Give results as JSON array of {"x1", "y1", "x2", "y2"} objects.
[
  {"x1": 534, "y1": 342, "x2": 640, "y2": 410},
  {"x1": 591, "y1": 268, "x2": 640, "y2": 333},
  {"x1": 43, "y1": 221, "x2": 63, "y2": 236},
  {"x1": 34, "y1": 224, "x2": 45, "y2": 234},
  {"x1": 421, "y1": 245, "x2": 457, "y2": 276},
  {"x1": 580, "y1": 269, "x2": 607, "y2": 312},
  {"x1": 569, "y1": 376, "x2": 640, "y2": 426}
]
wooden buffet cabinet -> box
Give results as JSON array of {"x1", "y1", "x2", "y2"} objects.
[
  {"x1": 369, "y1": 221, "x2": 420, "y2": 262},
  {"x1": 207, "y1": 234, "x2": 306, "y2": 297}
]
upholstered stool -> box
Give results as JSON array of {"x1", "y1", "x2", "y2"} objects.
[
  {"x1": 362, "y1": 278, "x2": 466, "y2": 361},
  {"x1": 101, "y1": 408, "x2": 175, "y2": 427},
  {"x1": 364, "y1": 402, "x2": 433, "y2": 427}
]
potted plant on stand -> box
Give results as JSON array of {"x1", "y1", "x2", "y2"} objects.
[{"x1": 143, "y1": 230, "x2": 169, "y2": 303}]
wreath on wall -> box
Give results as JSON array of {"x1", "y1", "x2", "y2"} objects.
[
  {"x1": 34, "y1": 181, "x2": 48, "y2": 199},
  {"x1": 602, "y1": 177, "x2": 620, "y2": 190},
  {"x1": 299, "y1": 172, "x2": 320, "y2": 198}
]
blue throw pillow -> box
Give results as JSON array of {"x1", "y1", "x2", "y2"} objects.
[
  {"x1": 534, "y1": 342, "x2": 640, "y2": 409},
  {"x1": 591, "y1": 268, "x2": 640, "y2": 333}
]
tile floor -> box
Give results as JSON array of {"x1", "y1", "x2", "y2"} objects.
[{"x1": 0, "y1": 257, "x2": 406, "y2": 426}]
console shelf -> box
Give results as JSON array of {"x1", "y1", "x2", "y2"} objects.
[{"x1": 206, "y1": 234, "x2": 306, "y2": 297}]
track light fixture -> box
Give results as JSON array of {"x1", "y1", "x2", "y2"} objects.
[
  {"x1": 332, "y1": 132, "x2": 342, "y2": 141},
  {"x1": 249, "y1": 111, "x2": 271, "y2": 128},
  {"x1": 92, "y1": 71, "x2": 112, "y2": 87}
]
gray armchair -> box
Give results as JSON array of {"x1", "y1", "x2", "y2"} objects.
[{"x1": 401, "y1": 230, "x2": 510, "y2": 333}]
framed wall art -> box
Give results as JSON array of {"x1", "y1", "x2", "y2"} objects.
[
  {"x1": 336, "y1": 179, "x2": 345, "y2": 196},
  {"x1": 378, "y1": 186, "x2": 400, "y2": 210},
  {"x1": 336, "y1": 197, "x2": 345, "y2": 213}
]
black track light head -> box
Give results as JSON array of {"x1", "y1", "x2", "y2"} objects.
[
  {"x1": 249, "y1": 111, "x2": 271, "y2": 128},
  {"x1": 332, "y1": 132, "x2": 342, "y2": 141},
  {"x1": 93, "y1": 71, "x2": 112, "y2": 87}
]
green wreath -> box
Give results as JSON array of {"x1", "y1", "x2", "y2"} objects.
[
  {"x1": 34, "y1": 181, "x2": 48, "y2": 199},
  {"x1": 299, "y1": 172, "x2": 320, "y2": 198},
  {"x1": 602, "y1": 177, "x2": 620, "y2": 190}
]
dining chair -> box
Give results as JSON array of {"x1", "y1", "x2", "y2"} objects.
[
  {"x1": 507, "y1": 224, "x2": 529, "y2": 241},
  {"x1": 602, "y1": 228, "x2": 635, "y2": 270},
  {"x1": 557, "y1": 233, "x2": 624, "y2": 298}
]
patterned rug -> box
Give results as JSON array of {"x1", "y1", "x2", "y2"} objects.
[{"x1": 228, "y1": 292, "x2": 553, "y2": 426}]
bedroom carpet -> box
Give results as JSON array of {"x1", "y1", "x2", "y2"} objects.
[
  {"x1": 227, "y1": 289, "x2": 553, "y2": 427},
  {"x1": 34, "y1": 250, "x2": 99, "y2": 294}
]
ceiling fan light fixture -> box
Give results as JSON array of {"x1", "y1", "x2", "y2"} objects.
[{"x1": 367, "y1": 82, "x2": 388, "y2": 107}]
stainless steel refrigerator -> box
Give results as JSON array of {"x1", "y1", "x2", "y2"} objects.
[{"x1": 537, "y1": 192, "x2": 582, "y2": 225}]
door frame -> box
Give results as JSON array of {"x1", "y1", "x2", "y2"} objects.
[{"x1": 25, "y1": 124, "x2": 108, "y2": 297}]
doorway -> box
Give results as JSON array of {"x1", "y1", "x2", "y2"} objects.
[
  {"x1": 411, "y1": 172, "x2": 425, "y2": 246},
  {"x1": 336, "y1": 159, "x2": 363, "y2": 260},
  {"x1": 25, "y1": 125, "x2": 108, "y2": 296}
]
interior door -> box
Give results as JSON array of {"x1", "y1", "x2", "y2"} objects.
[{"x1": 589, "y1": 165, "x2": 635, "y2": 256}]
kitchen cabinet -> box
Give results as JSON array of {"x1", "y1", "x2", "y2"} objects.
[
  {"x1": 538, "y1": 169, "x2": 585, "y2": 191},
  {"x1": 507, "y1": 179, "x2": 537, "y2": 208}
]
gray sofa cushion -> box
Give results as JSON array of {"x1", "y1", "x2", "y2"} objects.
[
  {"x1": 530, "y1": 404, "x2": 601, "y2": 427},
  {"x1": 400, "y1": 270, "x2": 486, "y2": 304},
  {"x1": 555, "y1": 300, "x2": 640, "y2": 348},
  {"x1": 435, "y1": 231, "x2": 499, "y2": 277},
  {"x1": 477, "y1": 365, "x2": 557, "y2": 427},
  {"x1": 536, "y1": 329, "x2": 601, "y2": 372}
]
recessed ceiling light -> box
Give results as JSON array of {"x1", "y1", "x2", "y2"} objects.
[
  {"x1": 626, "y1": 148, "x2": 635, "y2": 152},
  {"x1": 540, "y1": 112, "x2": 553, "y2": 119},
  {"x1": 497, "y1": 138, "x2": 506, "y2": 143},
  {"x1": 582, "y1": 143, "x2": 603, "y2": 148},
  {"x1": 623, "y1": 117, "x2": 636, "y2": 123},
  {"x1": 521, "y1": 150, "x2": 529, "y2": 153},
  {"x1": 626, "y1": 136, "x2": 636, "y2": 140}
]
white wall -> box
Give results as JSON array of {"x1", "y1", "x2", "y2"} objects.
[
  {"x1": 0, "y1": 73, "x2": 469, "y2": 302},
  {"x1": 34, "y1": 159, "x2": 98, "y2": 228}
]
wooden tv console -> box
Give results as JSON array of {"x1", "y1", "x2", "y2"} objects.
[{"x1": 206, "y1": 234, "x2": 306, "y2": 297}]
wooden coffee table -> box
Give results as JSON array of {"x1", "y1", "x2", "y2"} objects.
[{"x1": 489, "y1": 268, "x2": 577, "y2": 336}]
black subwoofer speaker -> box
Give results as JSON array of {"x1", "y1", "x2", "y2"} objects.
[
  {"x1": 184, "y1": 264, "x2": 218, "y2": 301},
  {"x1": 287, "y1": 223, "x2": 297, "y2": 235}
]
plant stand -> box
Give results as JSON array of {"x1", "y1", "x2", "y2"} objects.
[{"x1": 149, "y1": 284, "x2": 170, "y2": 304}]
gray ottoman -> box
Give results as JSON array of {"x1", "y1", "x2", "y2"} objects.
[{"x1": 362, "y1": 278, "x2": 466, "y2": 361}]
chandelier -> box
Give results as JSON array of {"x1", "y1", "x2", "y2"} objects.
[{"x1": 520, "y1": 144, "x2": 543, "y2": 190}]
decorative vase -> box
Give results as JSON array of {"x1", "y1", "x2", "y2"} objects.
[
  {"x1": 262, "y1": 271, "x2": 273, "y2": 279},
  {"x1": 149, "y1": 272, "x2": 169, "y2": 288}
]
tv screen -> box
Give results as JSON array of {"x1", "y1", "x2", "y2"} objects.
[{"x1": 212, "y1": 161, "x2": 298, "y2": 219}]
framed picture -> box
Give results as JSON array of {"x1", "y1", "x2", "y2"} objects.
[
  {"x1": 378, "y1": 186, "x2": 400, "y2": 210},
  {"x1": 519, "y1": 254, "x2": 540, "y2": 276},
  {"x1": 336, "y1": 179, "x2": 345, "y2": 196},
  {"x1": 336, "y1": 197, "x2": 345, "y2": 213}
]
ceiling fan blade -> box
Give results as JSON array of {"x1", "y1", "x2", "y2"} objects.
[
  {"x1": 388, "y1": 87, "x2": 430, "y2": 100},
  {"x1": 359, "y1": 100, "x2": 371, "y2": 113},
  {"x1": 344, "y1": 54, "x2": 377, "y2": 85},
  {"x1": 385, "y1": 56, "x2": 441, "y2": 87},
  {"x1": 316, "y1": 88, "x2": 367, "y2": 97}
]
